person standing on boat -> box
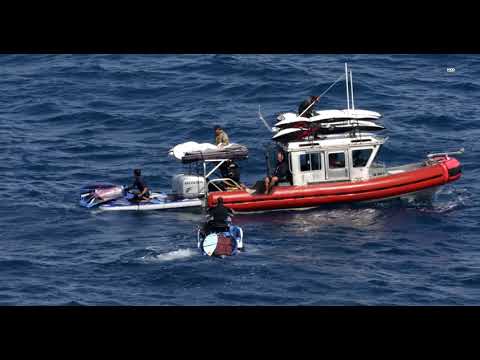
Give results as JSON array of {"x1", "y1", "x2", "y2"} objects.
[
  {"x1": 214, "y1": 125, "x2": 230, "y2": 148},
  {"x1": 264, "y1": 150, "x2": 290, "y2": 194},
  {"x1": 298, "y1": 95, "x2": 320, "y2": 118},
  {"x1": 125, "y1": 169, "x2": 151, "y2": 201}
]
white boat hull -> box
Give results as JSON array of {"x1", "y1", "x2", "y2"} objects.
[{"x1": 99, "y1": 192, "x2": 203, "y2": 211}]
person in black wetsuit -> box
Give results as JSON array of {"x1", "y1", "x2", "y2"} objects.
[
  {"x1": 298, "y1": 95, "x2": 320, "y2": 118},
  {"x1": 203, "y1": 197, "x2": 233, "y2": 234},
  {"x1": 216, "y1": 160, "x2": 249, "y2": 192},
  {"x1": 264, "y1": 151, "x2": 291, "y2": 194},
  {"x1": 219, "y1": 160, "x2": 241, "y2": 183},
  {"x1": 125, "y1": 169, "x2": 150, "y2": 201}
]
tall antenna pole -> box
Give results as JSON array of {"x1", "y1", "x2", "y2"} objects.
[
  {"x1": 350, "y1": 70, "x2": 355, "y2": 110},
  {"x1": 345, "y1": 63, "x2": 350, "y2": 111},
  {"x1": 350, "y1": 69, "x2": 359, "y2": 138}
]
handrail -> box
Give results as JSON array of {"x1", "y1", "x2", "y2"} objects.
[
  {"x1": 207, "y1": 178, "x2": 243, "y2": 191},
  {"x1": 427, "y1": 148, "x2": 465, "y2": 159}
]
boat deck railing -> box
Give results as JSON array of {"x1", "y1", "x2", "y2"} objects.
[
  {"x1": 207, "y1": 178, "x2": 244, "y2": 192},
  {"x1": 369, "y1": 162, "x2": 387, "y2": 177}
]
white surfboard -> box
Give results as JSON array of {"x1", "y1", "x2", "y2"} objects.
[
  {"x1": 272, "y1": 121, "x2": 384, "y2": 142},
  {"x1": 311, "y1": 109, "x2": 382, "y2": 122},
  {"x1": 340, "y1": 109, "x2": 382, "y2": 119},
  {"x1": 202, "y1": 233, "x2": 218, "y2": 256},
  {"x1": 274, "y1": 109, "x2": 382, "y2": 128},
  {"x1": 275, "y1": 112, "x2": 308, "y2": 127},
  {"x1": 317, "y1": 119, "x2": 384, "y2": 131},
  {"x1": 271, "y1": 127, "x2": 305, "y2": 140}
]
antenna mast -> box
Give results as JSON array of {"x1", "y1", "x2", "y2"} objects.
[
  {"x1": 345, "y1": 63, "x2": 350, "y2": 110},
  {"x1": 350, "y1": 70, "x2": 355, "y2": 110}
]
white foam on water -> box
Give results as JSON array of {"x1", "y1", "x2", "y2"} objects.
[
  {"x1": 420, "y1": 201, "x2": 462, "y2": 214},
  {"x1": 419, "y1": 187, "x2": 471, "y2": 214},
  {"x1": 141, "y1": 248, "x2": 197, "y2": 263}
]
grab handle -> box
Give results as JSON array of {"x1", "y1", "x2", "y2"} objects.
[{"x1": 427, "y1": 148, "x2": 465, "y2": 159}]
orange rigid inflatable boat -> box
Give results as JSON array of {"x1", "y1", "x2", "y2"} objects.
[
  {"x1": 206, "y1": 64, "x2": 463, "y2": 213},
  {"x1": 208, "y1": 155, "x2": 462, "y2": 212}
]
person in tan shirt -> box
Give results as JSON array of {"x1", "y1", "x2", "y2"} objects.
[{"x1": 214, "y1": 125, "x2": 229, "y2": 148}]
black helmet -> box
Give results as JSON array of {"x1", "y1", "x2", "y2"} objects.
[{"x1": 134, "y1": 169, "x2": 141, "y2": 176}]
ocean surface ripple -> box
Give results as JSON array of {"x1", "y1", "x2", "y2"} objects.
[{"x1": 1, "y1": 54, "x2": 479, "y2": 305}]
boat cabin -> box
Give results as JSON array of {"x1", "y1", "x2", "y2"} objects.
[{"x1": 266, "y1": 133, "x2": 387, "y2": 186}]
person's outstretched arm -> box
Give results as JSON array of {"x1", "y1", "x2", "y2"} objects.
[{"x1": 138, "y1": 186, "x2": 149, "y2": 197}]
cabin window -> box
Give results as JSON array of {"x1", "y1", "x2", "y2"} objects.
[
  {"x1": 352, "y1": 149, "x2": 373, "y2": 167},
  {"x1": 311, "y1": 153, "x2": 321, "y2": 170},
  {"x1": 328, "y1": 152, "x2": 345, "y2": 169},
  {"x1": 300, "y1": 153, "x2": 322, "y2": 172},
  {"x1": 300, "y1": 154, "x2": 309, "y2": 171}
]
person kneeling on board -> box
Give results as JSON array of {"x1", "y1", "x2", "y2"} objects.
[
  {"x1": 125, "y1": 169, "x2": 151, "y2": 202},
  {"x1": 264, "y1": 150, "x2": 290, "y2": 195},
  {"x1": 203, "y1": 197, "x2": 234, "y2": 235},
  {"x1": 298, "y1": 95, "x2": 319, "y2": 118}
]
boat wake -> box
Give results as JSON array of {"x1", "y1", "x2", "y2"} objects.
[
  {"x1": 417, "y1": 187, "x2": 471, "y2": 214},
  {"x1": 118, "y1": 247, "x2": 197, "y2": 264},
  {"x1": 140, "y1": 248, "x2": 197, "y2": 263}
]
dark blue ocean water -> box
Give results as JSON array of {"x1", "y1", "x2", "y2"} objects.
[{"x1": 1, "y1": 54, "x2": 479, "y2": 305}]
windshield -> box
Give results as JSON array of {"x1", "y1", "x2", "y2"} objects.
[{"x1": 370, "y1": 145, "x2": 386, "y2": 167}]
